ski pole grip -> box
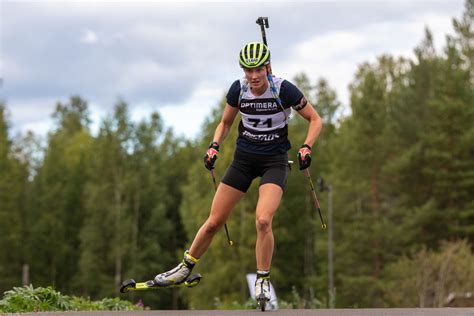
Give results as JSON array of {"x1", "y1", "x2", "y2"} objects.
[
  {"x1": 256, "y1": 17, "x2": 269, "y2": 28},
  {"x1": 256, "y1": 17, "x2": 269, "y2": 46}
]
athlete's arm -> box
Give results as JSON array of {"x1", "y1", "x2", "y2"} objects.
[
  {"x1": 297, "y1": 102, "x2": 323, "y2": 148},
  {"x1": 212, "y1": 104, "x2": 239, "y2": 145}
]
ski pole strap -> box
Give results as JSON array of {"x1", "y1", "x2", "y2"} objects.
[
  {"x1": 238, "y1": 79, "x2": 248, "y2": 107},
  {"x1": 267, "y1": 74, "x2": 288, "y2": 122}
]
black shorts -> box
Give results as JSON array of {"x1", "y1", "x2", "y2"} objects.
[{"x1": 221, "y1": 150, "x2": 289, "y2": 193}]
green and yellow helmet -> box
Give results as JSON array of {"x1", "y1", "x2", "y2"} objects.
[{"x1": 239, "y1": 42, "x2": 271, "y2": 68}]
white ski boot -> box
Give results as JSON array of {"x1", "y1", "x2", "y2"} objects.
[
  {"x1": 255, "y1": 276, "x2": 271, "y2": 311},
  {"x1": 154, "y1": 250, "x2": 199, "y2": 286}
]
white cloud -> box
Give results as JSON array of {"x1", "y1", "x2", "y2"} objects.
[
  {"x1": 118, "y1": 61, "x2": 161, "y2": 92},
  {"x1": 295, "y1": 32, "x2": 366, "y2": 61},
  {"x1": 19, "y1": 120, "x2": 52, "y2": 137},
  {"x1": 80, "y1": 29, "x2": 99, "y2": 44},
  {"x1": 6, "y1": 97, "x2": 59, "y2": 137},
  {"x1": 88, "y1": 101, "x2": 108, "y2": 135},
  {"x1": 2, "y1": 0, "x2": 466, "y2": 139},
  {"x1": 2, "y1": 55, "x2": 25, "y2": 83},
  {"x1": 7, "y1": 97, "x2": 57, "y2": 124},
  {"x1": 277, "y1": 11, "x2": 458, "y2": 107},
  {"x1": 142, "y1": 83, "x2": 225, "y2": 140}
]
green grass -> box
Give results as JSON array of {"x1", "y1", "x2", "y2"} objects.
[{"x1": 0, "y1": 285, "x2": 142, "y2": 312}]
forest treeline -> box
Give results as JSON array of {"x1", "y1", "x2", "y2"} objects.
[{"x1": 0, "y1": 2, "x2": 473, "y2": 310}]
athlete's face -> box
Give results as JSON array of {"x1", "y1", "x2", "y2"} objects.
[{"x1": 243, "y1": 65, "x2": 269, "y2": 94}]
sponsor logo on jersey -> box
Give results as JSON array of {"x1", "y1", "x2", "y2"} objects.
[
  {"x1": 242, "y1": 130, "x2": 280, "y2": 142},
  {"x1": 240, "y1": 102, "x2": 278, "y2": 110}
]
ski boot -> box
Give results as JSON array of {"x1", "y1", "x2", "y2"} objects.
[
  {"x1": 154, "y1": 250, "x2": 199, "y2": 286},
  {"x1": 255, "y1": 276, "x2": 271, "y2": 311}
]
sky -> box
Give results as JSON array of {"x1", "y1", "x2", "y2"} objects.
[{"x1": 0, "y1": 0, "x2": 467, "y2": 140}]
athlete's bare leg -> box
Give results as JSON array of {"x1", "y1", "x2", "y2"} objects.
[
  {"x1": 255, "y1": 183, "x2": 283, "y2": 270},
  {"x1": 189, "y1": 183, "x2": 245, "y2": 258}
]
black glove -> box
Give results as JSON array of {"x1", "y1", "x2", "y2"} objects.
[
  {"x1": 204, "y1": 142, "x2": 219, "y2": 170},
  {"x1": 297, "y1": 144, "x2": 312, "y2": 170}
]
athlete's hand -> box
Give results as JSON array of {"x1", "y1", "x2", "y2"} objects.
[
  {"x1": 204, "y1": 142, "x2": 220, "y2": 170},
  {"x1": 297, "y1": 144, "x2": 312, "y2": 170}
]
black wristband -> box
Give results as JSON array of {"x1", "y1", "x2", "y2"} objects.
[
  {"x1": 301, "y1": 144, "x2": 312, "y2": 150},
  {"x1": 209, "y1": 141, "x2": 220, "y2": 150}
]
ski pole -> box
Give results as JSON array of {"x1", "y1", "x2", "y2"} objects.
[
  {"x1": 210, "y1": 169, "x2": 234, "y2": 246},
  {"x1": 303, "y1": 168, "x2": 327, "y2": 229},
  {"x1": 256, "y1": 17, "x2": 269, "y2": 46}
]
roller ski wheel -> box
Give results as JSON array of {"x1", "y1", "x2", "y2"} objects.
[
  {"x1": 183, "y1": 273, "x2": 202, "y2": 288},
  {"x1": 119, "y1": 273, "x2": 202, "y2": 293},
  {"x1": 120, "y1": 279, "x2": 137, "y2": 293},
  {"x1": 256, "y1": 295, "x2": 268, "y2": 312}
]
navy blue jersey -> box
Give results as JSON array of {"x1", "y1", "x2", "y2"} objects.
[{"x1": 226, "y1": 76, "x2": 306, "y2": 155}]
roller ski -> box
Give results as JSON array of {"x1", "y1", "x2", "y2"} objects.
[
  {"x1": 255, "y1": 275, "x2": 271, "y2": 312},
  {"x1": 120, "y1": 250, "x2": 201, "y2": 293},
  {"x1": 120, "y1": 273, "x2": 202, "y2": 293}
]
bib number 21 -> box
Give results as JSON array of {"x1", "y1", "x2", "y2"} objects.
[{"x1": 248, "y1": 118, "x2": 272, "y2": 128}]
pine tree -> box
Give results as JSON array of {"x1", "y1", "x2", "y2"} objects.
[
  {"x1": 0, "y1": 104, "x2": 29, "y2": 293},
  {"x1": 328, "y1": 55, "x2": 409, "y2": 307},
  {"x1": 27, "y1": 97, "x2": 92, "y2": 292},
  {"x1": 77, "y1": 101, "x2": 134, "y2": 298}
]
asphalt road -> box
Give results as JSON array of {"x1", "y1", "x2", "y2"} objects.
[{"x1": 4, "y1": 308, "x2": 474, "y2": 316}]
